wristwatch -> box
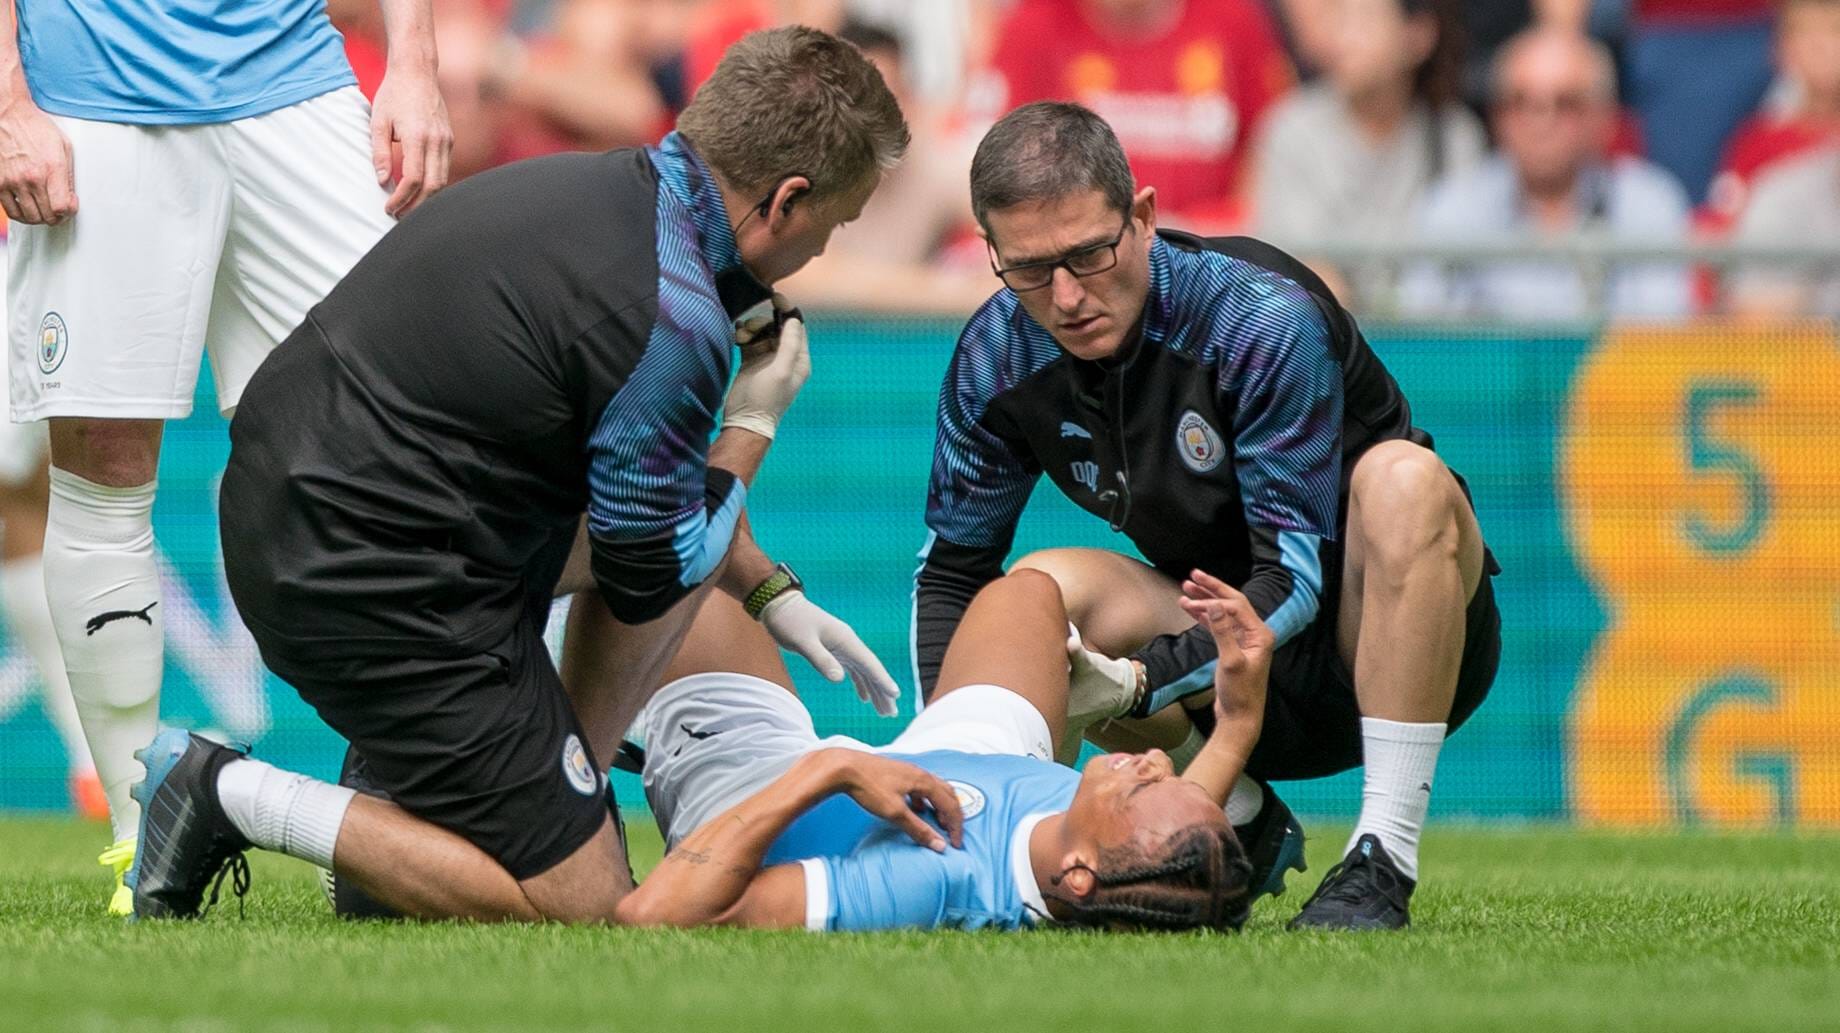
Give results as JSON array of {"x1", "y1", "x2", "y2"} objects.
[{"x1": 744, "y1": 562, "x2": 804, "y2": 619}]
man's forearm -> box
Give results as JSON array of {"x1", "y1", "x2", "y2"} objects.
[
  {"x1": 376, "y1": 0, "x2": 437, "y2": 72},
  {"x1": 709, "y1": 426, "x2": 772, "y2": 488},
  {"x1": 1182, "y1": 722, "x2": 1257, "y2": 808},
  {"x1": 617, "y1": 751, "x2": 839, "y2": 927},
  {"x1": 717, "y1": 511, "x2": 777, "y2": 602},
  {"x1": 1, "y1": 4, "x2": 31, "y2": 106}
]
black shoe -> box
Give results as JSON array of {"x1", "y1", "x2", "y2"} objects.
[
  {"x1": 1235, "y1": 782, "x2": 1307, "y2": 901},
  {"x1": 127, "y1": 728, "x2": 253, "y2": 920},
  {"x1": 322, "y1": 745, "x2": 404, "y2": 920},
  {"x1": 1287, "y1": 834, "x2": 1415, "y2": 931}
]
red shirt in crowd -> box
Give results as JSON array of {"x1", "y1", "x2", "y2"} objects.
[
  {"x1": 979, "y1": 0, "x2": 1293, "y2": 221},
  {"x1": 1634, "y1": 0, "x2": 1775, "y2": 25},
  {"x1": 1702, "y1": 115, "x2": 1840, "y2": 233}
]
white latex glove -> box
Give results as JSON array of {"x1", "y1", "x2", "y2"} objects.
[
  {"x1": 1065, "y1": 625, "x2": 1141, "y2": 732},
  {"x1": 724, "y1": 298, "x2": 809, "y2": 440},
  {"x1": 760, "y1": 591, "x2": 901, "y2": 717}
]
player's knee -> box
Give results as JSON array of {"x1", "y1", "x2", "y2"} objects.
[
  {"x1": 993, "y1": 567, "x2": 1066, "y2": 614},
  {"x1": 1010, "y1": 549, "x2": 1094, "y2": 614},
  {"x1": 48, "y1": 418, "x2": 163, "y2": 488},
  {"x1": 1351, "y1": 443, "x2": 1460, "y2": 566}
]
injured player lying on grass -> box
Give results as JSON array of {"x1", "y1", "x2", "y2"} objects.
[
  {"x1": 127, "y1": 567, "x2": 1275, "y2": 930},
  {"x1": 613, "y1": 566, "x2": 1274, "y2": 931}
]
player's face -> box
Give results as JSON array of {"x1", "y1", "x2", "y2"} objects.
[
  {"x1": 984, "y1": 187, "x2": 1157, "y2": 362},
  {"x1": 744, "y1": 172, "x2": 880, "y2": 285},
  {"x1": 1068, "y1": 749, "x2": 1226, "y2": 848}
]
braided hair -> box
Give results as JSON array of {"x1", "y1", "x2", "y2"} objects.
[{"x1": 1052, "y1": 824, "x2": 1255, "y2": 932}]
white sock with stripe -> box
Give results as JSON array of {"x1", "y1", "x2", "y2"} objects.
[{"x1": 1346, "y1": 717, "x2": 1445, "y2": 881}]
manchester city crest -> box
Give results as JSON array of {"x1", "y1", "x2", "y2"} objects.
[
  {"x1": 37, "y1": 312, "x2": 68, "y2": 375},
  {"x1": 1175, "y1": 409, "x2": 1224, "y2": 473},
  {"x1": 561, "y1": 734, "x2": 599, "y2": 796},
  {"x1": 947, "y1": 780, "x2": 986, "y2": 820}
]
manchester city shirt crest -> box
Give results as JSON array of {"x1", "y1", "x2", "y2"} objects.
[{"x1": 1175, "y1": 409, "x2": 1224, "y2": 473}]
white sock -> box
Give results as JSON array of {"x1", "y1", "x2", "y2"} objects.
[
  {"x1": 215, "y1": 757, "x2": 356, "y2": 870},
  {"x1": 1, "y1": 553, "x2": 94, "y2": 771},
  {"x1": 43, "y1": 469, "x2": 163, "y2": 842},
  {"x1": 1225, "y1": 774, "x2": 1263, "y2": 826},
  {"x1": 1346, "y1": 717, "x2": 1445, "y2": 881}
]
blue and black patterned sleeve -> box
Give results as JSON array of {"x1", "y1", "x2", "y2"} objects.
[
  {"x1": 584, "y1": 302, "x2": 743, "y2": 626},
  {"x1": 1132, "y1": 283, "x2": 1344, "y2": 712},
  {"x1": 912, "y1": 308, "x2": 1041, "y2": 700}
]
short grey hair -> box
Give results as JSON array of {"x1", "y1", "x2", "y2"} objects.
[
  {"x1": 969, "y1": 102, "x2": 1135, "y2": 234},
  {"x1": 677, "y1": 26, "x2": 909, "y2": 202}
]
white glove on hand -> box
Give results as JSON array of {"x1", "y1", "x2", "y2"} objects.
[
  {"x1": 1065, "y1": 625, "x2": 1141, "y2": 733},
  {"x1": 724, "y1": 298, "x2": 810, "y2": 441},
  {"x1": 760, "y1": 591, "x2": 902, "y2": 717}
]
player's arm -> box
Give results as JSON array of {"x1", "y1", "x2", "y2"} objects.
[
  {"x1": 1129, "y1": 293, "x2": 1343, "y2": 717},
  {"x1": 371, "y1": 0, "x2": 451, "y2": 216},
  {"x1": 0, "y1": 3, "x2": 75, "y2": 224},
  {"x1": 1177, "y1": 571, "x2": 1275, "y2": 805},
  {"x1": 616, "y1": 748, "x2": 964, "y2": 928},
  {"x1": 913, "y1": 327, "x2": 1039, "y2": 700}
]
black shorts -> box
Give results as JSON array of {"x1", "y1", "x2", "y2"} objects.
[
  {"x1": 1242, "y1": 544, "x2": 1503, "y2": 782},
  {"x1": 259, "y1": 616, "x2": 609, "y2": 880}
]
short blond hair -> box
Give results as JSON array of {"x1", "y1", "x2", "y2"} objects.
[{"x1": 677, "y1": 26, "x2": 909, "y2": 203}]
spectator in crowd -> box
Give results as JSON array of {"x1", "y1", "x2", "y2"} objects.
[
  {"x1": 1728, "y1": 146, "x2": 1840, "y2": 319},
  {"x1": 486, "y1": 0, "x2": 683, "y2": 159},
  {"x1": 1400, "y1": 27, "x2": 1692, "y2": 322},
  {"x1": 1704, "y1": 0, "x2": 1840, "y2": 235},
  {"x1": 1252, "y1": 0, "x2": 1484, "y2": 309},
  {"x1": 683, "y1": 0, "x2": 845, "y2": 96},
  {"x1": 974, "y1": 0, "x2": 1295, "y2": 229},
  {"x1": 781, "y1": 21, "x2": 992, "y2": 314},
  {"x1": 1626, "y1": 0, "x2": 1776, "y2": 205},
  {"x1": 335, "y1": 0, "x2": 687, "y2": 173}
]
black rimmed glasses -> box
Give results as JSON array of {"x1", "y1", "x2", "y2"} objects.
[{"x1": 989, "y1": 220, "x2": 1132, "y2": 293}]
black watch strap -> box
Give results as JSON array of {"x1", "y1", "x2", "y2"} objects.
[{"x1": 744, "y1": 563, "x2": 803, "y2": 619}]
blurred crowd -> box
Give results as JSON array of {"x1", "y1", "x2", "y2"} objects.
[{"x1": 328, "y1": 0, "x2": 1840, "y2": 321}]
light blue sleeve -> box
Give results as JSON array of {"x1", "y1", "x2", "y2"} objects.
[{"x1": 808, "y1": 839, "x2": 955, "y2": 932}]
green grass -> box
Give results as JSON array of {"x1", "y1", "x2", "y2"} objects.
[{"x1": 1, "y1": 817, "x2": 1836, "y2": 1032}]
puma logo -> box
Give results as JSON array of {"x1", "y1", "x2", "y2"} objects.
[
  {"x1": 85, "y1": 601, "x2": 158, "y2": 636},
  {"x1": 672, "y1": 723, "x2": 717, "y2": 757}
]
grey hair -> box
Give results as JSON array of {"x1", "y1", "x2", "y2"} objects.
[{"x1": 969, "y1": 102, "x2": 1135, "y2": 234}]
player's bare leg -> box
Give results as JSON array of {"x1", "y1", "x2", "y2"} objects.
[
  {"x1": 655, "y1": 590, "x2": 797, "y2": 692},
  {"x1": 1291, "y1": 439, "x2": 1486, "y2": 930},
  {"x1": 931, "y1": 569, "x2": 1073, "y2": 755},
  {"x1": 1010, "y1": 548, "x2": 1202, "y2": 754},
  {"x1": 1011, "y1": 547, "x2": 1303, "y2": 899}
]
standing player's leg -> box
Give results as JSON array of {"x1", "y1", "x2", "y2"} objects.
[
  {"x1": 10, "y1": 114, "x2": 233, "y2": 913},
  {"x1": 0, "y1": 443, "x2": 101, "y2": 817},
  {"x1": 1290, "y1": 439, "x2": 1490, "y2": 930}
]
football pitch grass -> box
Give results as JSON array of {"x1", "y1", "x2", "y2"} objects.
[{"x1": 1, "y1": 817, "x2": 1835, "y2": 1032}]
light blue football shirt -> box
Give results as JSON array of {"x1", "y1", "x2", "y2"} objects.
[
  {"x1": 764, "y1": 751, "x2": 1080, "y2": 932},
  {"x1": 16, "y1": 1, "x2": 354, "y2": 124}
]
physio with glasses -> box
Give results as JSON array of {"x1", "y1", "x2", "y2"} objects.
[{"x1": 912, "y1": 102, "x2": 1502, "y2": 932}]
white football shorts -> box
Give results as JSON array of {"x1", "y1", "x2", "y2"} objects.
[
  {"x1": 8, "y1": 86, "x2": 393, "y2": 421},
  {"x1": 640, "y1": 672, "x2": 1053, "y2": 849}
]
